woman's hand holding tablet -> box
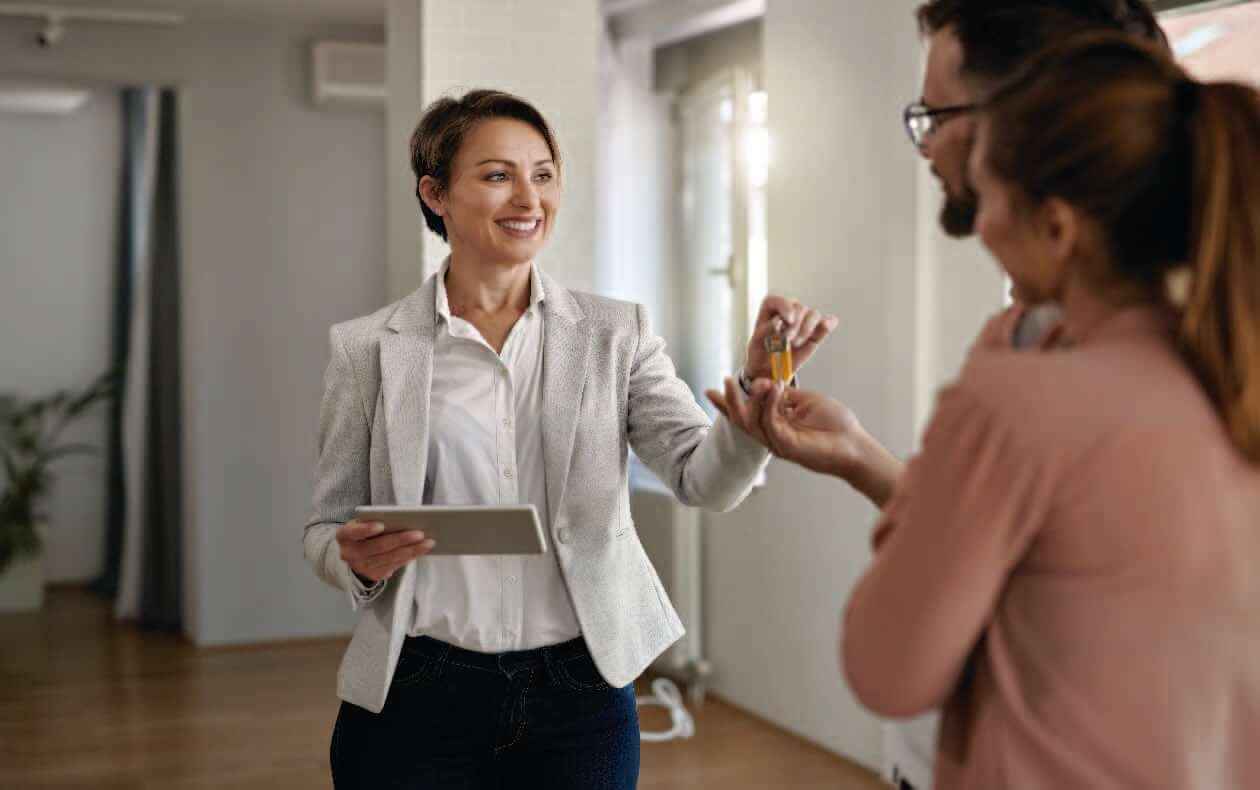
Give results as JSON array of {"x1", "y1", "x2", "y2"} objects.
[{"x1": 336, "y1": 519, "x2": 436, "y2": 585}]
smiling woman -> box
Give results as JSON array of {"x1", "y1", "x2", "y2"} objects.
[
  {"x1": 301, "y1": 88, "x2": 835, "y2": 790},
  {"x1": 410, "y1": 90, "x2": 561, "y2": 255}
]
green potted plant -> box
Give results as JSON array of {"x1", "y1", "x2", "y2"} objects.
[{"x1": 0, "y1": 370, "x2": 116, "y2": 612}]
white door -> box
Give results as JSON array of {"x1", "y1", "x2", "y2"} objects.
[{"x1": 677, "y1": 68, "x2": 765, "y2": 402}]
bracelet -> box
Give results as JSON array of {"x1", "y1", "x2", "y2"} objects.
[{"x1": 736, "y1": 367, "x2": 799, "y2": 396}]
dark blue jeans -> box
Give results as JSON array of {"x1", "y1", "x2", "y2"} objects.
[{"x1": 330, "y1": 635, "x2": 640, "y2": 789}]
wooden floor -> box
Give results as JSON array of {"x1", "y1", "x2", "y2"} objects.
[{"x1": 1, "y1": 587, "x2": 885, "y2": 789}]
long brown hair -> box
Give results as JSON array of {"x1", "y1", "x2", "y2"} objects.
[{"x1": 983, "y1": 33, "x2": 1260, "y2": 462}]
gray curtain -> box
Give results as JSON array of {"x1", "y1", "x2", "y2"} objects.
[{"x1": 95, "y1": 87, "x2": 182, "y2": 632}]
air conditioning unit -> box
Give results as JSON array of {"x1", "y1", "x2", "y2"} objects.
[
  {"x1": 311, "y1": 41, "x2": 385, "y2": 107},
  {"x1": 0, "y1": 80, "x2": 90, "y2": 115}
]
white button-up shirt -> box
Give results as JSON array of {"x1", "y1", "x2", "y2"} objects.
[{"x1": 406, "y1": 261, "x2": 581, "y2": 653}]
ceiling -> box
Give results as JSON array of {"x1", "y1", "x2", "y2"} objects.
[
  {"x1": 0, "y1": 0, "x2": 385, "y2": 26},
  {"x1": 1161, "y1": 0, "x2": 1260, "y2": 85},
  {"x1": 2, "y1": 1, "x2": 765, "y2": 34},
  {"x1": 603, "y1": 0, "x2": 762, "y2": 47}
]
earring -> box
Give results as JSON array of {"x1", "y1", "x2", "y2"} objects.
[{"x1": 1165, "y1": 267, "x2": 1193, "y2": 309}]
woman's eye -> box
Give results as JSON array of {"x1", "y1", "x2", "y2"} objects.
[
  {"x1": 487, "y1": 172, "x2": 508, "y2": 182},
  {"x1": 534, "y1": 172, "x2": 554, "y2": 183}
]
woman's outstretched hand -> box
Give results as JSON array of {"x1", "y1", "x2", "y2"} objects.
[{"x1": 743, "y1": 295, "x2": 839, "y2": 381}]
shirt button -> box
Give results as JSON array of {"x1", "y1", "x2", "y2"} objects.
[
  {"x1": 556, "y1": 528, "x2": 570, "y2": 545},
  {"x1": 506, "y1": 575, "x2": 517, "y2": 583},
  {"x1": 503, "y1": 417, "x2": 512, "y2": 429},
  {"x1": 504, "y1": 468, "x2": 513, "y2": 479}
]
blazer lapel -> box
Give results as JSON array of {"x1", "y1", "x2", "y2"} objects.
[
  {"x1": 539, "y1": 271, "x2": 591, "y2": 528},
  {"x1": 381, "y1": 276, "x2": 437, "y2": 505}
]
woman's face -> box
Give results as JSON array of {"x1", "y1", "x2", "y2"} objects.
[
  {"x1": 969, "y1": 118, "x2": 1070, "y2": 305},
  {"x1": 428, "y1": 117, "x2": 559, "y2": 268}
]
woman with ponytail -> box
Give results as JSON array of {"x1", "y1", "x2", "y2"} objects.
[{"x1": 730, "y1": 33, "x2": 1260, "y2": 788}]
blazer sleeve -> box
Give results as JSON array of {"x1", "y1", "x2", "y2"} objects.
[
  {"x1": 303, "y1": 324, "x2": 386, "y2": 610},
  {"x1": 625, "y1": 303, "x2": 771, "y2": 511}
]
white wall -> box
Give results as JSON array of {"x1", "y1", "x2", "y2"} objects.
[
  {"x1": 655, "y1": 18, "x2": 763, "y2": 93},
  {"x1": 385, "y1": 0, "x2": 425, "y2": 303},
  {"x1": 596, "y1": 32, "x2": 679, "y2": 351},
  {"x1": 0, "y1": 91, "x2": 120, "y2": 583},
  {"x1": 916, "y1": 162, "x2": 1007, "y2": 430},
  {"x1": 0, "y1": 16, "x2": 387, "y2": 646},
  {"x1": 702, "y1": 0, "x2": 924, "y2": 772}
]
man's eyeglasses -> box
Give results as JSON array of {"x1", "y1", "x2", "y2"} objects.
[{"x1": 902, "y1": 102, "x2": 978, "y2": 149}]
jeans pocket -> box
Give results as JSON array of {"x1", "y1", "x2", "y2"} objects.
[
  {"x1": 392, "y1": 645, "x2": 445, "y2": 689},
  {"x1": 554, "y1": 653, "x2": 613, "y2": 692}
]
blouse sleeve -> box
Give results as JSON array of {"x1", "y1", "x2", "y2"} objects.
[{"x1": 841, "y1": 384, "x2": 1057, "y2": 718}]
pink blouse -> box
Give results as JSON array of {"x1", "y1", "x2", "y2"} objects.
[{"x1": 844, "y1": 305, "x2": 1260, "y2": 788}]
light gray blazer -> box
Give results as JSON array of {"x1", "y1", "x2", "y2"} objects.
[{"x1": 304, "y1": 268, "x2": 769, "y2": 713}]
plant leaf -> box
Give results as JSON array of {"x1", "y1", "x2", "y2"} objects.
[{"x1": 0, "y1": 446, "x2": 19, "y2": 485}]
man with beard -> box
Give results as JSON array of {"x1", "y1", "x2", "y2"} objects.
[
  {"x1": 889, "y1": 4, "x2": 1167, "y2": 787},
  {"x1": 713, "y1": 2, "x2": 1169, "y2": 787}
]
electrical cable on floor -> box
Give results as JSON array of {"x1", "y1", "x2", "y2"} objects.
[{"x1": 637, "y1": 677, "x2": 696, "y2": 742}]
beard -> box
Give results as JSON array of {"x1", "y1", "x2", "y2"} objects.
[{"x1": 939, "y1": 186, "x2": 979, "y2": 238}]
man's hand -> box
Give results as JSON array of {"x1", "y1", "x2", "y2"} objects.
[
  {"x1": 708, "y1": 380, "x2": 904, "y2": 508},
  {"x1": 758, "y1": 385, "x2": 864, "y2": 477}
]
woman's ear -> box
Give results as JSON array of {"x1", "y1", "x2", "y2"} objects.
[
  {"x1": 417, "y1": 175, "x2": 445, "y2": 218},
  {"x1": 1040, "y1": 197, "x2": 1082, "y2": 272}
]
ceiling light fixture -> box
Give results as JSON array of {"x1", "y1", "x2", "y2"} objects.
[{"x1": 0, "y1": 3, "x2": 185, "y2": 48}]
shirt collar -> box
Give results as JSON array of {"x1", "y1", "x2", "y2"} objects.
[{"x1": 435, "y1": 256, "x2": 546, "y2": 323}]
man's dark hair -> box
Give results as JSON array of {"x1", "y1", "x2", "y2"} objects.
[{"x1": 916, "y1": 0, "x2": 1168, "y2": 83}]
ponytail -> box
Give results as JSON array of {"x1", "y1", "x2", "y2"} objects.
[
  {"x1": 983, "y1": 33, "x2": 1260, "y2": 462},
  {"x1": 1179, "y1": 83, "x2": 1260, "y2": 462}
]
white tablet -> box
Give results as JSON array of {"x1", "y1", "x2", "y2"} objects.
[{"x1": 353, "y1": 505, "x2": 547, "y2": 556}]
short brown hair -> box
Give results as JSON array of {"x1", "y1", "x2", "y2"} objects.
[
  {"x1": 915, "y1": 0, "x2": 1166, "y2": 84},
  {"x1": 409, "y1": 89, "x2": 561, "y2": 241},
  {"x1": 984, "y1": 33, "x2": 1260, "y2": 461}
]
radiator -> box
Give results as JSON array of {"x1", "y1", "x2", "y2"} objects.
[{"x1": 629, "y1": 456, "x2": 712, "y2": 702}]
